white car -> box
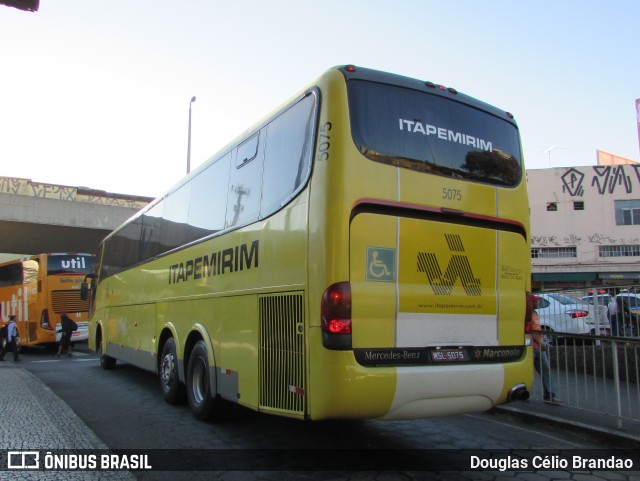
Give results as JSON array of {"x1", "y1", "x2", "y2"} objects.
[{"x1": 534, "y1": 293, "x2": 609, "y2": 341}]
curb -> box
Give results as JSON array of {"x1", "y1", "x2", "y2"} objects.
[{"x1": 494, "y1": 404, "x2": 640, "y2": 449}]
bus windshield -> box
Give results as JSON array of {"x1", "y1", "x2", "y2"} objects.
[
  {"x1": 47, "y1": 254, "x2": 94, "y2": 275},
  {"x1": 347, "y1": 80, "x2": 522, "y2": 186}
]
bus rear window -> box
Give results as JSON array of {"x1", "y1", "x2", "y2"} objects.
[{"x1": 347, "y1": 80, "x2": 522, "y2": 186}]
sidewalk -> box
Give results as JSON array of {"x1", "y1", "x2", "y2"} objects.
[
  {"x1": 496, "y1": 365, "x2": 640, "y2": 449},
  {"x1": 0, "y1": 364, "x2": 135, "y2": 480}
]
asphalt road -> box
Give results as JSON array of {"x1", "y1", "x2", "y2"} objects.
[{"x1": 17, "y1": 342, "x2": 636, "y2": 481}]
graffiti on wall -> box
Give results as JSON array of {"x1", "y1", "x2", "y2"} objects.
[
  {"x1": 0, "y1": 176, "x2": 150, "y2": 209},
  {"x1": 532, "y1": 233, "x2": 640, "y2": 247},
  {"x1": 561, "y1": 165, "x2": 640, "y2": 197}
]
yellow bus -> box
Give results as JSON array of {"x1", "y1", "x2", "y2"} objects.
[
  {"x1": 0, "y1": 253, "x2": 94, "y2": 348},
  {"x1": 88, "y1": 65, "x2": 533, "y2": 421}
]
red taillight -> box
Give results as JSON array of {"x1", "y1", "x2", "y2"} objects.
[
  {"x1": 326, "y1": 319, "x2": 351, "y2": 334},
  {"x1": 345, "y1": 65, "x2": 357, "y2": 72},
  {"x1": 568, "y1": 310, "x2": 588, "y2": 318},
  {"x1": 321, "y1": 282, "x2": 351, "y2": 331},
  {"x1": 321, "y1": 282, "x2": 352, "y2": 350}
]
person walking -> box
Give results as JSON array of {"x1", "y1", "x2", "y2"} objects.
[
  {"x1": 55, "y1": 309, "x2": 77, "y2": 358},
  {"x1": 0, "y1": 315, "x2": 21, "y2": 362},
  {"x1": 532, "y1": 298, "x2": 560, "y2": 405}
]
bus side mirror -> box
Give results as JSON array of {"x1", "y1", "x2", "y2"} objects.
[{"x1": 80, "y1": 281, "x2": 89, "y2": 301}]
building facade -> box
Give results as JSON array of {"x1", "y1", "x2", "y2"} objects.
[{"x1": 528, "y1": 162, "x2": 640, "y2": 290}]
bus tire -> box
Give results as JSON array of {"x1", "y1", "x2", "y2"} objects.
[
  {"x1": 97, "y1": 331, "x2": 117, "y2": 370},
  {"x1": 187, "y1": 340, "x2": 218, "y2": 421},
  {"x1": 160, "y1": 337, "x2": 184, "y2": 404}
]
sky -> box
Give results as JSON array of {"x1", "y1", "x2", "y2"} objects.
[{"x1": 1, "y1": 0, "x2": 639, "y2": 199}]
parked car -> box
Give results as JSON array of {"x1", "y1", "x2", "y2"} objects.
[
  {"x1": 581, "y1": 291, "x2": 640, "y2": 337},
  {"x1": 533, "y1": 293, "x2": 609, "y2": 342},
  {"x1": 580, "y1": 293, "x2": 612, "y2": 308},
  {"x1": 581, "y1": 292, "x2": 640, "y2": 319}
]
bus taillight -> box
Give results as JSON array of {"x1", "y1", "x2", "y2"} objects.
[
  {"x1": 321, "y1": 282, "x2": 352, "y2": 350},
  {"x1": 40, "y1": 309, "x2": 53, "y2": 330}
]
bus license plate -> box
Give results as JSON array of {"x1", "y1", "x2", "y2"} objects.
[{"x1": 430, "y1": 348, "x2": 469, "y2": 363}]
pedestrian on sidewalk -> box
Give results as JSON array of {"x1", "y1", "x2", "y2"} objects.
[
  {"x1": 532, "y1": 297, "x2": 560, "y2": 405},
  {"x1": 608, "y1": 289, "x2": 624, "y2": 336},
  {"x1": 0, "y1": 315, "x2": 21, "y2": 362},
  {"x1": 55, "y1": 309, "x2": 77, "y2": 358}
]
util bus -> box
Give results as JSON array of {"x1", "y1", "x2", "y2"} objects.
[
  {"x1": 0, "y1": 253, "x2": 95, "y2": 347},
  {"x1": 87, "y1": 65, "x2": 533, "y2": 421}
]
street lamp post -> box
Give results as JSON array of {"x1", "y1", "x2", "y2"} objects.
[{"x1": 187, "y1": 96, "x2": 196, "y2": 174}]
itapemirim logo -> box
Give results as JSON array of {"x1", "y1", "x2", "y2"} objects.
[{"x1": 417, "y1": 234, "x2": 481, "y2": 296}]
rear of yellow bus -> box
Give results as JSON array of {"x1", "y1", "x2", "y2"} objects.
[{"x1": 307, "y1": 66, "x2": 532, "y2": 420}]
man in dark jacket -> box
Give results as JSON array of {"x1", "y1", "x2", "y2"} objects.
[{"x1": 55, "y1": 309, "x2": 77, "y2": 358}]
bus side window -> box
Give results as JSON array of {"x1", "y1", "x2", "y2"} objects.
[
  {"x1": 226, "y1": 131, "x2": 265, "y2": 229},
  {"x1": 187, "y1": 153, "x2": 231, "y2": 240},
  {"x1": 159, "y1": 183, "x2": 191, "y2": 252},
  {"x1": 260, "y1": 93, "x2": 316, "y2": 218}
]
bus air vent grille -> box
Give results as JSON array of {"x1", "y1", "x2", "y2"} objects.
[
  {"x1": 52, "y1": 290, "x2": 90, "y2": 314},
  {"x1": 258, "y1": 292, "x2": 305, "y2": 415}
]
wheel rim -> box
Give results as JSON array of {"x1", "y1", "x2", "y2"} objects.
[
  {"x1": 161, "y1": 352, "x2": 175, "y2": 387},
  {"x1": 191, "y1": 358, "x2": 207, "y2": 404}
]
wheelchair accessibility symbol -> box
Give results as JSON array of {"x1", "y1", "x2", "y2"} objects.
[{"x1": 366, "y1": 247, "x2": 395, "y2": 282}]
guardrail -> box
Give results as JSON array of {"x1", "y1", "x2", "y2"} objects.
[{"x1": 532, "y1": 330, "x2": 640, "y2": 430}]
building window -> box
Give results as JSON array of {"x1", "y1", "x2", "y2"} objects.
[
  {"x1": 573, "y1": 201, "x2": 584, "y2": 211},
  {"x1": 599, "y1": 245, "x2": 640, "y2": 257},
  {"x1": 546, "y1": 202, "x2": 557, "y2": 212},
  {"x1": 531, "y1": 247, "x2": 577, "y2": 259},
  {"x1": 615, "y1": 200, "x2": 640, "y2": 225}
]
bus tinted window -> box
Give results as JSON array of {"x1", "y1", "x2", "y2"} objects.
[
  {"x1": 161, "y1": 183, "x2": 191, "y2": 252},
  {"x1": 348, "y1": 80, "x2": 522, "y2": 186},
  {"x1": 0, "y1": 263, "x2": 22, "y2": 287},
  {"x1": 261, "y1": 94, "x2": 315, "y2": 217},
  {"x1": 140, "y1": 202, "x2": 163, "y2": 260},
  {"x1": 187, "y1": 152, "x2": 231, "y2": 239},
  {"x1": 102, "y1": 218, "x2": 143, "y2": 277},
  {"x1": 226, "y1": 132, "x2": 265, "y2": 229}
]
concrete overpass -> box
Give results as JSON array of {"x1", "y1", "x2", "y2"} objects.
[{"x1": 0, "y1": 176, "x2": 152, "y2": 259}]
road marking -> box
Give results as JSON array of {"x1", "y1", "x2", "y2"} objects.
[
  {"x1": 32, "y1": 358, "x2": 99, "y2": 363},
  {"x1": 465, "y1": 413, "x2": 584, "y2": 448}
]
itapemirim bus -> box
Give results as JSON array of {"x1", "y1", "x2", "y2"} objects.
[
  {"x1": 0, "y1": 253, "x2": 94, "y2": 348},
  {"x1": 87, "y1": 66, "x2": 533, "y2": 421}
]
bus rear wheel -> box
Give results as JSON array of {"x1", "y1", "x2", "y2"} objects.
[
  {"x1": 187, "y1": 341, "x2": 214, "y2": 420},
  {"x1": 160, "y1": 337, "x2": 184, "y2": 404},
  {"x1": 187, "y1": 340, "x2": 227, "y2": 421}
]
